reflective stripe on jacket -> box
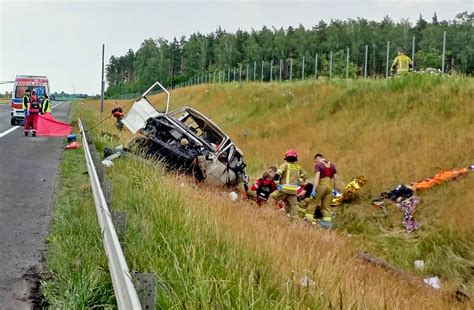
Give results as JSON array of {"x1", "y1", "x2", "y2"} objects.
[
  {"x1": 42, "y1": 99, "x2": 51, "y2": 113},
  {"x1": 277, "y1": 162, "x2": 307, "y2": 194}
]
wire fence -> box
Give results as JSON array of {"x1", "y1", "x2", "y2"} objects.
[{"x1": 108, "y1": 32, "x2": 465, "y2": 100}]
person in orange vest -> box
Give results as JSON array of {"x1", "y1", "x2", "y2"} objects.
[
  {"x1": 306, "y1": 153, "x2": 339, "y2": 229},
  {"x1": 391, "y1": 50, "x2": 413, "y2": 75},
  {"x1": 24, "y1": 92, "x2": 41, "y2": 137},
  {"x1": 270, "y1": 149, "x2": 307, "y2": 217}
]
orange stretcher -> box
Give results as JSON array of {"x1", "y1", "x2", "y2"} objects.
[{"x1": 411, "y1": 166, "x2": 472, "y2": 190}]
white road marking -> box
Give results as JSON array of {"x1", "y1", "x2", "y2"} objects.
[
  {"x1": 0, "y1": 126, "x2": 20, "y2": 138},
  {"x1": 52, "y1": 101, "x2": 67, "y2": 109}
]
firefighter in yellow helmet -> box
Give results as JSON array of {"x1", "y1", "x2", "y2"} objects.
[
  {"x1": 270, "y1": 149, "x2": 307, "y2": 217},
  {"x1": 391, "y1": 50, "x2": 413, "y2": 75}
]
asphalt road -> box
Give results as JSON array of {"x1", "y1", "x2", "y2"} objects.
[{"x1": 0, "y1": 102, "x2": 71, "y2": 309}]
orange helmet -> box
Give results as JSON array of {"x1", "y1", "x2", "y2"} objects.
[{"x1": 285, "y1": 149, "x2": 298, "y2": 159}]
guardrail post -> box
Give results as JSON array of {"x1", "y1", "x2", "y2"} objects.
[
  {"x1": 103, "y1": 180, "x2": 113, "y2": 206},
  {"x1": 132, "y1": 272, "x2": 157, "y2": 310},
  {"x1": 111, "y1": 210, "x2": 128, "y2": 242}
]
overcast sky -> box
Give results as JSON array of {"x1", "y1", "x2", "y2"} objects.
[{"x1": 1, "y1": 0, "x2": 471, "y2": 94}]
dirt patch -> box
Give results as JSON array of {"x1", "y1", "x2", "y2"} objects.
[{"x1": 22, "y1": 264, "x2": 49, "y2": 309}]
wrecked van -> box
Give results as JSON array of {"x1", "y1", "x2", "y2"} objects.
[{"x1": 122, "y1": 81, "x2": 247, "y2": 187}]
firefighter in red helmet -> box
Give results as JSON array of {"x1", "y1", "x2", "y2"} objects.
[{"x1": 271, "y1": 149, "x2": 307, "y2": 217}]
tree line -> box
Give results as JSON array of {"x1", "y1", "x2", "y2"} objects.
[{"x1": 106, "y1": 12, "x2": 473, "y2": 96}]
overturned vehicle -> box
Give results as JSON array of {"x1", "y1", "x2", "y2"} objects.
[{"x1": 122, "y1": 81, "x2": 247, "y2": 187}]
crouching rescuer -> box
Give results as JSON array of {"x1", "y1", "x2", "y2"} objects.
[
  {"x1": 271, "y1": 149, "x2": 307, "y2": 217},
  {"x1": 247, "y1": 167, "x2": 277, "y2": 205}
]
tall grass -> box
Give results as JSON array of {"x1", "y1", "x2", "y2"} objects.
[
  {"x1": 46, "y1": 75, "x2": 473, "y2": 307},
  {"x1": 108, "y1": 157, "x2": 452, "y2": 308}
]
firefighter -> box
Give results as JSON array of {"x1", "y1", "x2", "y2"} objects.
[
  {"x1": 306, "y1": 153, "x2": 338, "y2": 229},
  {"x1": 42, "y1": 94, "x2": 51, "y2": 114},
  {"x1": 271, "y1": 149, "x2": 307, "y2": 217},
  {"x1": 111, "y1": 102, "x2": 124, "y2": 130},
  {"x1": 24, "y1": 92, "x2": 41, "y2": 137},
  {"x1": 247, "y1": 167, "x2": 278, "y2": 205},
  {"x1": 391, "y1": 50, "x2": 413, "y2": 75}
]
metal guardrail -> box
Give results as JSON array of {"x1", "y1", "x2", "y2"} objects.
[{"x1": 78, "y1": 118, "x2": 142, "y2": 309}]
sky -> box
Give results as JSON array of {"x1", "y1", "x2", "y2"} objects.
[{"x1": 1, "y1": 0, "x2": 472, "y2": 95}]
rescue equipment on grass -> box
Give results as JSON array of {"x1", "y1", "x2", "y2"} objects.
[
  {"x1": 411, "y1": 166, "x2": 473, "y2": 190},
  {"x1": 331, "y1": 176, "x2": 368, "y2": 206},
  {"x1": 65, "y1": 141, "x2": 81, "y2": 149}
]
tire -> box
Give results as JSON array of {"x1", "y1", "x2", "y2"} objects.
[
  {"x1": 128, "y1": 137, "x2": 151, "y2": 155},
  {"x1": 10, "y1": 118, "x2": 16, "y2": 126}
]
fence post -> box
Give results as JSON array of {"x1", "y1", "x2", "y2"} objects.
[
  {"x1": 412, "y1": 36, "x2": 416, "y2": 70},
  {"x1": 253, "y1": 61, "x2": 256, "y2": 81},
  {"x1": 314, "y1": 54, "x2": 318, "y2": 79},
  {"x1": 441, "y1": 30, "x2": 446, "y2": 75},
  {"x1": 364, "y1": 44, "x2": 368, "y2": 78},
  {"x1": 385, "y1": 41, "x2": 390, "y2": 78},
  {"x1": 279, "y1": 59, "x2": 283, "y2": 82},
  {"x1": 239, "y1": 63, "x2": 242, "y2": 83},
  {"x1": 290, "y1": 58, "x2": 293, "y2": 82},
  {"x1": 372, "y1": 43, "x2": 376, "y2": 77},
  {"x1": 270, "y1": 59, "x2": 273, "y2": 82},
  {"x1": 346, "y1": 48, "x2": 350, "y2": 79},
  {"x1": 261, "y1": 60, "x2": 264, "y2": 82},
  {"x1": 329, "y1": 51, "x2": 333, "y2": 80},
  {"x1": 302, "y1": 55, "x2": 305, "y2": 80}
]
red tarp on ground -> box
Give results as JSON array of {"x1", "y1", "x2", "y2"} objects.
[{"x1": 37, "y1": 113, "x2": 72, "y2": 137}]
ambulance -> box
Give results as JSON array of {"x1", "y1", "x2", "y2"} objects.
[{"x1": 10, "y1": 75, "x2": 49, "y2": 125}]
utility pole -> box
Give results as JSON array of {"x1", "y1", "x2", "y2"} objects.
[{"x1": 100, "y1": 44, "x2": 105, "y2": 121}]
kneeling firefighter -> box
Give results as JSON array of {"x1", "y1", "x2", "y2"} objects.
[{"x1": 271, "y1": 149, "x2": 307, "y2": 217}]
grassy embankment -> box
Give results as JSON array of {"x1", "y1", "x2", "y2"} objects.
[{"x1": 43, "y1": 75, "x2": 473, "y2": 308}]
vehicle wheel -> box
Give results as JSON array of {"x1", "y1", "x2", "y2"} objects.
[
  {"x1": 128, "y1": 137, "x2": 151, "y2": 155},
  {"x1": 10, "y1": 118, "x2": 16, "y2": 126}
]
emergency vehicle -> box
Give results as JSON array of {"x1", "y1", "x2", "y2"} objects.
[{"x1": 10, "y1": 75, "x2": 49, "y2": 125}]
